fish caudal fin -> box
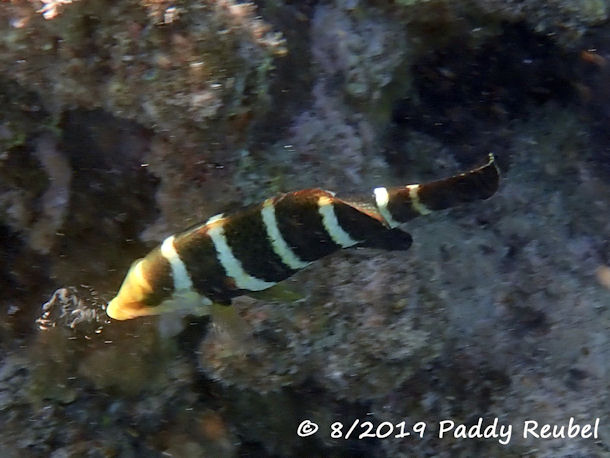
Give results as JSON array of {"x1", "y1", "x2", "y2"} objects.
[{"x1": 374, "y1": 154, "x2": 500, "y2": 227}]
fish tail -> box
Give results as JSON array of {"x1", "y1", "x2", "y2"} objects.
[{"x1": 373, "y1": 154, "x2": 500, "y2": 227}]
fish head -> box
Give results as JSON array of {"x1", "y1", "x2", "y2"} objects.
[{"x1": 106, "y1": 259, "x2": 157, "y2": 320}]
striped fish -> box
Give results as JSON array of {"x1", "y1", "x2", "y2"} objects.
[{"x1": 106, "y1": 155, "x2": 500, "y2": 320}]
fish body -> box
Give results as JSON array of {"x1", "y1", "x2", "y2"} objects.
[{"x1": 107, "y1": 155, "x2": 500, "y2": 320}]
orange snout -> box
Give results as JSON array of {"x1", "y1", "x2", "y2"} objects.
[{"x1": 106, "y1": 259, "x2": 154, "y2": 320}]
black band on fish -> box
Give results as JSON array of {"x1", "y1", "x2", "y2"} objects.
[{"x1": 273, "y1": 190, "x2": 343, "y2": 262}]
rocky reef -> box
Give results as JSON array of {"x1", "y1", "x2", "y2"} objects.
[{"x1": 1, "y1": 0, "x2": 609, "y2": 456}]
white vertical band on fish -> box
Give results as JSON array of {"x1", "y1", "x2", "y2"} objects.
[
  {"x1": 407, "y1": 184, "x2": 432, "y2": 215},
  {"x1": 373, "y1": 187, "x2": 400, "y2": 228},
  {"x1": 317, "y1": 195, "x2": 359, "y2": 248},
  {"x1": 207, "y1": 216, "x2": 277, "y2": 291},
  {"x1": 261, "y1": 198, "x2": 310, "y2": 269},
  {"x1": 160, "y1": 235, "x2": 194, "y2": 292}
]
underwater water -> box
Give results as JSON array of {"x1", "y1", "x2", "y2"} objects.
[{"x1": 0, "y1": 0, "x2": 609, "y2": 456}]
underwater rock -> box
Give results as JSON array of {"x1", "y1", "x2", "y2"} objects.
[
  {"x1": 374, "y1": 0, "x2": 607, "y2": 45},
  {"x1": 28, "y1": 134, "x2": 71, "y2": 254},
  {"x1": 311, "y1": 2, "x2": 408, "y2": 103},
  {"x1": 0, "y1": 355, "x2": 29, "y2": 412},
  {"x1": 385, "y1": 22, "x2": 579, "y2": 171},
  {"x1": 0, "y1": 0, "x2": 286, "y2": 241},
  {"x1": 471, "y1": 0, "x2": 607, "y2": 43},
  {"x1": 0, "y1": 0, "x2": 284, "y2": 140},
  {"x1": 1, "y1": 134, "x2": 71, "y2": 253}
]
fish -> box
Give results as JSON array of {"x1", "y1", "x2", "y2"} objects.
[{"x1": 106, "y1": 154, "x2": 500, "y2": 320}]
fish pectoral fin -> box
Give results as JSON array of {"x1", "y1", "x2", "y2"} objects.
[{"x1": 155, "y1": 291, "x2": 212, "y2": 317}]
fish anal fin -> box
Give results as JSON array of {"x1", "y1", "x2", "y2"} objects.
[{"x1": 248, "y1": 283, "x2": 305, "y2": 303}]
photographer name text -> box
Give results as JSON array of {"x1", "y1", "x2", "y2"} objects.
[{"x1": 297, "y1": 417, "x2": 600, "y2": 445}]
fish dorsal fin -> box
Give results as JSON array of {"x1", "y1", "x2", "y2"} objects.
[{"x1": 339, "y1": 194, "x2": 385, "y2": 222}]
